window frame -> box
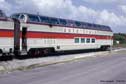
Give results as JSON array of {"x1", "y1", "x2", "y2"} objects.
[
  {"x1": 75, "y1": 21, "x2": 82, "y2": 27},
  {"x1": 67, "y1": 20, "x2": 75, "y2": 27},
  {"x1": 40, "y1": 16, "x2": 50, "y2": 24},
  {"x1": 11, "y1": 14, "x2": 20, "y2": 19},
  {"x1": 91, "y1": 38, "x2": 96, "y2": 43},
  {"x1": 59, "y1": 19, "x2": 67, "y2": 26},
  {"x1": 86, "y1": 38, "x2": 90, "y2": 43},
  {"x1": 28, "y1": 14, "x2": 40, "y2": 22},
  {"x1": 74, "y1": 38, "x2": 80, "y2": 43},
  {"x1": 50, "y1": 18, "x2": 60, "y2": 25},
  {"x1": 81, "y1": 38, "x2": 85, "y2": 43}
]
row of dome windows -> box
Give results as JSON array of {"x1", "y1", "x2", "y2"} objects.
[{"x1": 11, "y1": 13, "x2": 111, "y2": 31}]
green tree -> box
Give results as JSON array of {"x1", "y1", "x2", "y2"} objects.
[{"x1": 114, "y1": 33, "x2": 126, "y2": 44}]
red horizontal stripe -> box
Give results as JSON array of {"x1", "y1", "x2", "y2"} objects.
[
  {"x1": 0, "y1": 30, "x2": 14, "y2": 37},
  {"x1": 0, "y1": 30, "x2": 112, "y2": 39},
  {"x1": 27, "y1": 32, "x2": 112, "y2": 39}
]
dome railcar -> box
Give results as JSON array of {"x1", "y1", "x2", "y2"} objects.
[{"x1": 0, "y1": 12, "x2": 113, "y2": 57}]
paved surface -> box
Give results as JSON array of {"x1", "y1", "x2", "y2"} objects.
[{"x1": 0, "y1": 51, "x2": 126, "y2": 84}]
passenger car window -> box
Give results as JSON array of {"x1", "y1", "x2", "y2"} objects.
[
  {"x1": 67, "y1": 20, "x2": 75, "y2": 27},
  {"x1": 75, "y1": 21, "x2": 82, "y2": 27},
  {"x1": 50, "y1": 18, "x2": 59, "y2": 25},
  {"x1": 11, "y1": 14, "x2": 20, "y2": 19},
  {"x1": 59, "y1": 19, "x2": 67, "y2": 26},
  {"x1": 87, "y1": 23, "x2": 92, "y2": 29},
  {"x1": 86, "y1": 38, "x2": 90, "y2": 43},
  {"x1": 81, "y1": 38, "x2": 85, "y2": 43},
  {"x1": 40, "y1": 16, "x2": 50, "y2": 24},
  {"x1": 28, "y1": 15, "x2": 40, "y2": 22},
  {"x1": 75, "y1": 38, "x2": 80, "y2": 43},
  {"x1": 92, "y1": 38, "x2": 95, "y2": 43},
  {"x1": 81, "y1": 22, "x2": 87, "y2": 28}
]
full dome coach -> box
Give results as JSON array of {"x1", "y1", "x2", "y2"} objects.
[{"x1": 0, "y1": 11, "x2": 113, "y2": 57}]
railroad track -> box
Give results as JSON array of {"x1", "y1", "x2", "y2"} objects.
[{"x1": 0, "y1": 49, "x2": 103, "y2": 61}]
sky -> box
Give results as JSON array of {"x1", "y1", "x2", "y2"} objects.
[{"x1": 0, "y1": 0, "x2": 126, "y2": 33}]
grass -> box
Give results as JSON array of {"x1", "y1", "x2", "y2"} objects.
[{"x1": 113, "y1": 44, "x2": 126, "y2": 48}]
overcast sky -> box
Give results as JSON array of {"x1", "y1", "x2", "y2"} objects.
[{"x1": 0, "y1": 0, "x2": 126, "y2": 33}]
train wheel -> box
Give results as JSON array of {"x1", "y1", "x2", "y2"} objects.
[
  {"x1": 100, "y1": 46, "x2": 110, "y2": 51},
  {"x1": 28, "y1": 48, "x2": 55, "y2": 57},
  {"x1": 43, "y1": 48, "x2": 55, "y2": 55},
  {"x1": 43, "y1": 49, "x2": 49, "y2": 55}
]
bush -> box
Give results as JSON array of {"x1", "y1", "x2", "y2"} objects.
[{"x1": 114, "y1": 33, "x2": 126, "y2": 44}]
